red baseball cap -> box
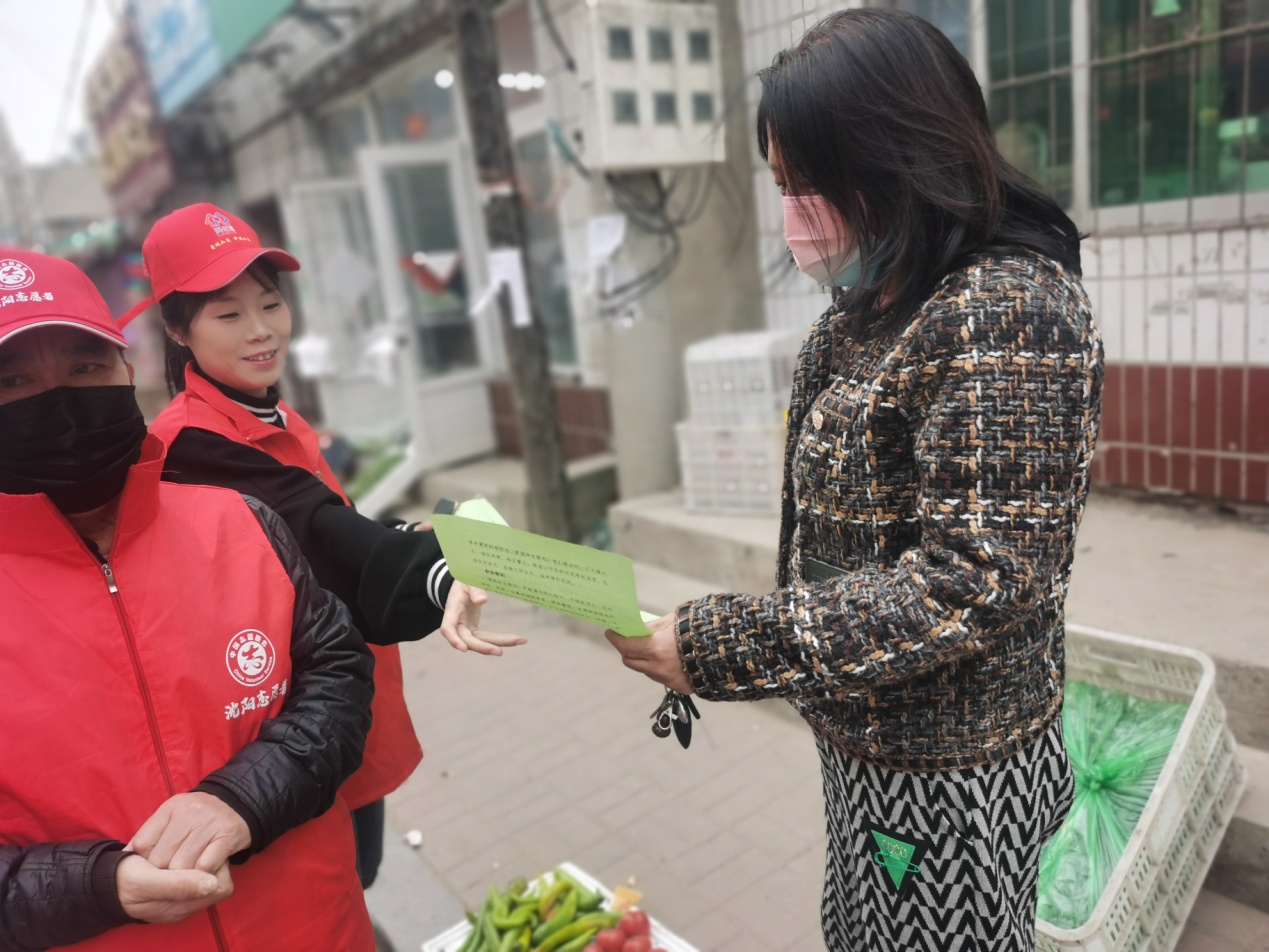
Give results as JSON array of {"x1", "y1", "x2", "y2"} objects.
[
  {"x1": 117, "y1": 203, "x2": 300, "y2": 327},
  {"x1": 0, "y1": 248, "x2": 129, "y2": 349}
]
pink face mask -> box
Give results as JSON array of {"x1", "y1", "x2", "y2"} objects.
[{"x1": 782, "y1": 195, "x2": 862, "y2": 287}]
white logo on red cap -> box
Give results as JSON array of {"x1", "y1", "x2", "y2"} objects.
[
  {"x1": 205, "y1": 212, "x2": 237, "y2": 238},
  {"x1": 0, "y1": 260, "x2": 35, "y2": 291}
]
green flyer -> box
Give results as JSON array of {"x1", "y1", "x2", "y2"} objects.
[{"x1": 431, "y1": 502, "x2": 655, "y2": 638}]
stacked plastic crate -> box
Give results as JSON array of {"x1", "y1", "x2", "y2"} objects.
[{"x1": 676, "y1": 330, "x2": 803, "y2": 515}]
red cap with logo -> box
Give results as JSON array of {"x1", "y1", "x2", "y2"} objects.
[
  {"x1": 117, "y1": 203, "x2": 300, "y2": 327},
  {"x1": 0, "y1": 248, "x2": 129, "y2": 349}
]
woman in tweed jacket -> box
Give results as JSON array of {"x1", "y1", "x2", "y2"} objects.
[{"x1": 607, "y1": 10, "x2": 1102, "y2": 951}]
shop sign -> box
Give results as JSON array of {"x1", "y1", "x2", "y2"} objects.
[
  {"x1": 132, "y1": 0, "x2": 293, "y2": 117},
  {"x1": 85, "y1": 22, "x2": 175, "y2": 215}
]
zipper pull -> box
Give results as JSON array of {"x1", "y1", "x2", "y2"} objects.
[{"x1": 101, "y1": 562, "x2": 118, "y2": 594}]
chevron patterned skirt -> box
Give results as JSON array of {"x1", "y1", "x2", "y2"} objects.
[{"x1": 817, "y1": 719, "x2": 1074, "y2": 951}]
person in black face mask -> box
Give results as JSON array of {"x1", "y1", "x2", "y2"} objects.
[{"x1": 0, "y1": 249, "x2": 380, "y2": 951}]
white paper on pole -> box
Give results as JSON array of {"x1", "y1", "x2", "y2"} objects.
[
  {"x1": 290, "y1": 335, "x2": 336, "y2": 378},
  {"x1": 472, "y1": 249, "x2": 533, "y2": 327},
  {"x1": 587, "y1": 214, "x2": 627, "y2": 268},
  {"x1": 318, "y1": 246, "x2": 376, "y2": 308},
  {"x1": 361, "y1": 327, "x2": 399, "y2": 387}
]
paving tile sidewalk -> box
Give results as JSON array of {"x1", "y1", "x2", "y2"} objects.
[{"x1": 380, "y1": 596, "x2": 1267, "y2": 951}]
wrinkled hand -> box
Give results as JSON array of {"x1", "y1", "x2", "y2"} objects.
[
  {"x1": 604, "y1": 612, "x2": 693, "y2": 694},
  {"x1": 127, "y1": 792, "x2": 251, "y2": 873},
  {"x1": 116, "y1": 853, "x2": 233, "y2": 924},
  {"x1": 438, "y1": 582, "x2": 526, "y2": 655}
]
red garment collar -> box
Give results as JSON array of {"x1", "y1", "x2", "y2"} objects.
[
  {"x1": 181, "y1": 362, "x2": 296, "y2": 444},
  {"x1": 0, "y1": 433, "x2": 166, "y2": 554}
]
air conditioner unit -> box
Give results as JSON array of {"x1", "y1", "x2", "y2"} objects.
[{"x1": 573, "y1": 0, "x2": 726, "y2": 170}]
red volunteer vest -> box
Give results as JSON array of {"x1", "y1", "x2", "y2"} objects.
[
  {"x1": 149, "y1": 368, "x2": 422, "y2": 809},
  {"x1": 0, "y1": 436, "x2": 373, "y2": 951}
]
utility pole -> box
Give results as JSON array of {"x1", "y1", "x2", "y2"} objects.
[{"x1": 448, "y1": 0, "x2": 574, "y2": 540}]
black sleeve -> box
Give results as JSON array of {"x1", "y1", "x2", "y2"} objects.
[
  {"x1": 163, "y1": 428, "x2": 452, "y2": 645},
  {"x1": 0, "y1": 840, "x2": 136, "y2": 950},
  {"x1": 193, "y1": 496, "x2": 375, "y2": 861}
]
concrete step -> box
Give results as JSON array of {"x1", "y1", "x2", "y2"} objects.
[
  {"x1": 1176, "y1": 889, "x2": 1269, "y2": 951},
  {"x1": 408, "y1": 453, "x2": 618, "y2": 542},
  {"x1": 1208, "y1": 744, "x2": 1269, "y2": 913},
  {"x1": 631, "y1": 560, "x2": 715, "y2": 617},
  {"x1": 611, "y1": 490, "x2": 779, "y2": 597}
]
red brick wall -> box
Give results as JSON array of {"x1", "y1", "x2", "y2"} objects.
[
  {"x1": 1085, "y1": 227, "x2": 1269, "y2": 505},
  {"x1": 488, "y1": 380, "x2": 611, "y2": 462},
  {"x1": 1094, "y1": 363, "x2": 1269, "y2": 503}
]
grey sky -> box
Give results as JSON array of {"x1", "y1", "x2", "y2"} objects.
[{"x1": 0, "y1": 0, "x2": 116, "y2": 165}]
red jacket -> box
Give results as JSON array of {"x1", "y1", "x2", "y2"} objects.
[
  {"x1": 150, "y1": 369, "x2": 422, "y2": 808},
  {"x1": 0, "y1": 436, "x2": 373, "y2": 950}
]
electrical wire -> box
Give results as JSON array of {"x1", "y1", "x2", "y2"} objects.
[
  {"x1": 48, "y1": 0, "x2": 98, "y2": 160},
  {"x1": 535, "y1": 5, "x2": 722, "y2": 315},
  {"x1": 533, "y1": 0, "x2": 576, "y2": 73}
]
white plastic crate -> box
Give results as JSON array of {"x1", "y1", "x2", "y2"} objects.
[
  {"x1": 684, "y1": 330, "x2": 803, "y2": 426},
  {"x1": 1035, "y1": 625, "x2": 1246, "y2": 952},
  {"x1": 421, "y1": 862, "x2": 698, "y2": 952},
  {"x1": 675, "y1": 422, "x2": 785, "y2": 515}
]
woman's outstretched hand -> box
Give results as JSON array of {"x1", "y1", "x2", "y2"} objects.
[
  {"x1": 438, "y1": 582, "x2": 526, "y2": 655},
  {"x1": 604, "y1": 611, "x2": 693, "y2": 694}
]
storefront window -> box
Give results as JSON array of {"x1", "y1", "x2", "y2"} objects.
[
  {"x1": 514, "y1": 131, "x2": 578, "y2": 366},
  {"x1": 373, "y1": 71, "x2": 457, "y2": 144},
  {"x1": 986, "y1": 1, "x2": 1075, "y2": 206},
  {"x1": 1091, "y1": 1, "x2": 1269, "y2": 206},
  {"x1": 991, "y1": 75, "x2": 1076, "y2": 206},
  {"x1": 316, "y1": 102, "x2": 369, "y2": 177},
  {"x1": 384, "y1": 162, "x2": 479, "y2": 376},
  {"x1": 891, "y1": 0, "x2": 972, "y2": 57}
]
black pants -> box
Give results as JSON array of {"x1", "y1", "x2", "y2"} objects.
[{"x1": 351, "y1": 798, "x2": 386, "y2": 890}]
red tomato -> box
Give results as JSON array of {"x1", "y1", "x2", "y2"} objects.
[
  {"x1": 595, "y1": 929, "x2": 626, "y2": 952},
  {"x1": 621, "y1": 938, "x2": 653, "y2": 952},
  {"x1": 618, "y1": 910, "x2": 651, "y2": 937},
  {"x1": 582, "y1": 947, "x2": 599, "y2": 952}
]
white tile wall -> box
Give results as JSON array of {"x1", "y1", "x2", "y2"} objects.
[
  {"x1": 1194, "y1": 294, "x2": 1221, "y2": 364},
  {"x1": 1144, "y1": 277, "x2": 1171, "y2": 363},
  {"x1": 1220, "y1": 295, "x2": 1248, "y2": 365},
  {"x1": 1193, "y1": 231, "x2": 1221, "y2": 274},
  {"x1": 1250, "y1": 272, "x2": 1269, "y2": 364}
]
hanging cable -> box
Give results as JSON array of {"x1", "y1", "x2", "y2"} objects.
[
  {"x1": 48, "y1": 0, "x2": 98, "y2": 160},
  {"x1": 533, "y1": 0, "x2": 577, "y2": 73}
]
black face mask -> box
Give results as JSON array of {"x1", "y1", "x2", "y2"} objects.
[{"x1": 0, "y1": 385, "x2": 147, "y2": 513}]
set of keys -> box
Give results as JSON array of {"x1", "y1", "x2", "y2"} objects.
[{"x1": 649, "y1": 688, "x2": 701, "y2": 749}]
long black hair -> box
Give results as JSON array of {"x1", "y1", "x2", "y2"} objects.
[
  {"x1": 158, "y1": 260, "x2": 281, "y2": 396},
  {"x1": 757, "y1": 9, "x2": 1082, "y2": 337}
]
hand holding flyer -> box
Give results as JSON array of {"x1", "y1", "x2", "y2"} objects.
[{"x1": 430, "y1": 499, "x2": 655, "y2": 638}]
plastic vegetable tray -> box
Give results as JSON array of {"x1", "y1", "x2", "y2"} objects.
[
  {"x1": 421, "y1": 862, "x2": 700, "y2": 952},
  {"x1": 1036, "y1": 625, "x2": 1246, "y2": 952}
]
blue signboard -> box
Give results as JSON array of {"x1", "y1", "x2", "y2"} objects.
[{"x1": 132, "y1": 0, "x2": 221, "y2": 116}]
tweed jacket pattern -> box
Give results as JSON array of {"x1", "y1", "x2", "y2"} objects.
[{"x1": 676, "y1": 252, "x2": 1103, "y2": 771}]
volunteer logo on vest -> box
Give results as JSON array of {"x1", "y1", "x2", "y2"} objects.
[
  {"x1": 226, "y1": 629, "x2": 277, "y2": 686},
  {"x1": 0, "y1": 259, "x2": 36, "y2": 291},
  {"x1": 206, "y1": 212, "x2": 237, "y2": 237}
]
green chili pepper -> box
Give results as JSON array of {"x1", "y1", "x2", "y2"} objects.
[
  {"x1": 532, "y1": 912, "x2": 620, "y2": 952},
  {"x1": 554, "y1": 929, "x2": 600, "y2": 952},
  {"x1": 531, "y1": 888, "x2": 577, "y2": 944},
  {"x1": 536, "y1": 880, "x2": 570, "y2": 921},
  {"x1": 552, "y1": 869, "x2": 603, "y2": 912}
]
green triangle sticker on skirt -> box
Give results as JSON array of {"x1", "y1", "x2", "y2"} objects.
[{"x1": 871, "y1": 829, "x2": 921, "y2": 892}]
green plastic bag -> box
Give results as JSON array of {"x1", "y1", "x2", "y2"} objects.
[{"x1": 1036, "y1": 681, "x2": 1187, "y2": 929}]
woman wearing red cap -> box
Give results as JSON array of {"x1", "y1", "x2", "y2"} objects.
[{"x1": 124, "y1": 203, "x2": 523, "y2": 895}]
